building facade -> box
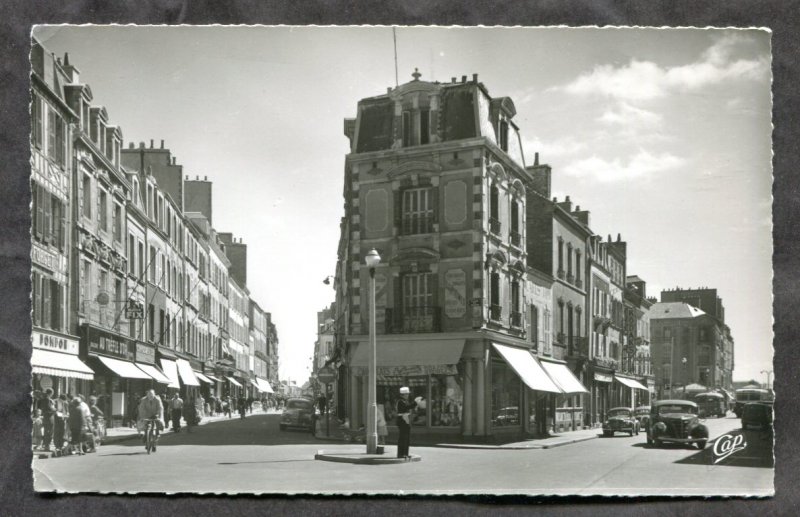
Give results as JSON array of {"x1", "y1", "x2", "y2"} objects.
[{"x1": 333, "y1": 71, "x2": 588, "y2": 441}]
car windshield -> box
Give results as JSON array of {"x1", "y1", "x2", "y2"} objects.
[
  {"x1": 607, "y1": 409, "x2": 631, "y2": 418},
  {"x1": 635, "y1": 408, "x2": 649, "y2": 415},
  {"x1": 286, "y1": 400, "x2": 311, "y2": 410},
  {"x1": 656, "y1": 404, "x2": 695, "y2": 415}
]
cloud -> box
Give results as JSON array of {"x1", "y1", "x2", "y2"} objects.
[
  {"x1": 562, "y1": 150, "x2": 685, "y2": 182},
  {"x1": 555, "y1": 35, "x2": 769, "y2": 101},
  {"x1": 598, "y1": 102, "x2": 662, "y2": 127},
  {"x1": 523, "y1": 136, "x2": 587, "y2": 163}
]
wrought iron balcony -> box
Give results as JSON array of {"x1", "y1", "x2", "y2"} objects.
[
  {"x1": 385, "y1": 306, "x2": 441, "y2": 334},
  {"x1": 401, "y1": 214, "x2": 434, "y2": 235},
  {"x1": 489, "y1": 217, "x2": 502, "y2": 236},
  {"x1": 510, "y1": 310, "x2": 523, "y2": 328},
  {"x1": 509, "y1": 230, "x2": 522, "y2": 247}
]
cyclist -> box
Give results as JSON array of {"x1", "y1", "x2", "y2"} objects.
[{"x1": 137, "y1": 390, "x2": 164, "y2": 452}]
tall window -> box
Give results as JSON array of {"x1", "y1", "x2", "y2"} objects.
[
  {"x1": 47, "y1": 109, "x2": 57, "y2": 161},
  {"x1": 149, "y1": 246, "x2": 157, "y2": 283},
  {"x1": 114, "y1": 279, "x2": 123, "y2": 331},
  {"x1": 530, "y1": 305, "x2": 539, "y2": 350},
  {"x1": 138, "y1": 241, "x2": 145, "y2": 278},
  {"x1": 420, "y1": 108, "x2": 430, "y2": 145},
  {"x1": 557, "y1": 238, "x2": 564, "y2": 273},
  {"x1": 128, "y1": 234, "x2": 135, "y2": 274},
  {"x1": 490, "y1": 271, "x2": 501, "y2": 320},
  {"x1": 113, "y1": 203, "x2": 122, "y2": 242},
  {"x1": 82, "y1": 175, "x2": 92, "y2": 218},
  {"x1": 567, "y1": 243, "x2": 573, "y2": 277},
  {"x1": 55, "y1": 114, "x2": 65, "y2": 168},
  {"x1": 31, "y1": 94, "x2": 43, "y2": 149},
  {"x1": 499, "y1": 119, "x2": 509, "y2": 152},
  {"x1": 98, "y1": 189, "x2": 108, "y2": 232},
  {"x1": 510, "y1": 199, "x2": 520, "y2": 246},
  {"x1": 511, "y1": 280, "x2": 521, "y2": 327},
  {"x1": 402, "y1": 111, "x2": 412, "y2": 147},
  {"x1": 401, "y1": 187, "x2": 433, "y2": 234},
  {"x1": 575, "y1": 251, "x2": 581, "y2": 284},
  {"x1": 489, "y1": 184, "x2": 500, "y2": 235}
]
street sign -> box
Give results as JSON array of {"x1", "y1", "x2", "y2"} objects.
[{"x1": 317, "y1": 366, "x2": 336, "y2": 384}]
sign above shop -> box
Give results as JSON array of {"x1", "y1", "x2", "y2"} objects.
[
  {"x1": 33, "y1": 329, "x2": 79, "y2": 355},
  {"x1": 83, "y1": 325, "x2": 135, "y2": 361},
  {"x1": 126, "y1": 300, "x2": 144, "y2": 320},
  {"x1": 594, "y1": 373, "x2": 613, "y2": 383},
  {"x1": 136, "y1": 342, "x2": 156, "y2": 364}
]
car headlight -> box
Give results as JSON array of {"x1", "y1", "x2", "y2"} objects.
[{"x1": 653, "y1": 422, "x2": 667, "y2": 433}]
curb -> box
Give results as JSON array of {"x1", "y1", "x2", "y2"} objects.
[
  {"x1": 435, "y1": 433, "x2": 601, "y2": 450},
  {"x1": 315, "y1": 450, "x2": 422, "y2": 465}
]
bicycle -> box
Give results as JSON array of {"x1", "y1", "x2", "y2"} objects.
[{"x1": 143, "y1": 417, "x2": 161, "y2": 454}]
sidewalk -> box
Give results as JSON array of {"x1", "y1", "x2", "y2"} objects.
[{"x1": 435, "y1": 427, "x2": 602, "y2": 450}]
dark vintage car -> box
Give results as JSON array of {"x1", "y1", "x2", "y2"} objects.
[
  {"x1": 695, "y1": 392, "x2": 726, "y2": 418},
  {"x1": 741, "y1": 402, "x2": 773, "y2": 431},
  {"x1": 634, "y1": 406, "x2": 651, "y2": 429},
  {"x1": 602, "y1": 407, "x2": 640, "y2": 437},
  {"x1": 279, "y1": 397, "x2": 315, "y2": 431},
  {"x1": 646, "y1": 400, "x2": 709, "y2": 449},
  {"x1": 493, "y1": 406, "x2": 520, "y2": 426}
]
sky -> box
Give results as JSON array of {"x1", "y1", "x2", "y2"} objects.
[{"x1": 33, "y1": 26, "x2": 773, "y2": 385}]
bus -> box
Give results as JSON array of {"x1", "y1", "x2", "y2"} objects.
[{"x1": 733, "y1": 387, "x2": 774, "y2": 418}]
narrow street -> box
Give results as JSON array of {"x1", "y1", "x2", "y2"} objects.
[{"x1": 33, "y1": 413, "x2": 772, "y2": 495}]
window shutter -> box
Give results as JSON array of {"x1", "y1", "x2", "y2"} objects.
[
  {"x1": 393, "y1": 189, "x2": 402, "y2": 230},
  {"x1": 42, "y1": 277, "x2": 52, "y2": 329},
  {"x1": 51, "y1": 280, "x2": 61, "y2": 331},
  {"x1": 43, "y1": 188, "x2": 52, "y2": 244},
  {"x1": 51, "y1": 196, "x2": 60, "y2": 249},
  {"x1": 35, "y1": 183, "x2": 45, "y2": 239},
  {"x1": 47, "y1": 108, "x2": 56, "y2": 158},
  {"x1": 32, "y1": 272, "x2": 41, "y2": 326}
]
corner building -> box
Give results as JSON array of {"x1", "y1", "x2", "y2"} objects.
[{"x1": 335, "y1": 71, "x2": 587, "y2": 442}]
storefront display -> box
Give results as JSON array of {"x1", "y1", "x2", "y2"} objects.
[{"x1": 491, "y1": 359, "x2": 522, "y2": 427}]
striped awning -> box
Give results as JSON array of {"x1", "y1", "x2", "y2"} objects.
[
  {"x1": 193, "y1": 371, "x2": 215, "y2": 384},
  {"x1": 226, "y1": 376, "x2": 243, "y2": 387},
  {"x1": 32, "y1": 349, "x2": 94, "y2": 381},
  {"x1": 136, "y1": 363, "x2": 172, "y2": 384}
]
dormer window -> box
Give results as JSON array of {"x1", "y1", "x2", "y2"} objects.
[{"x1": 401, "y1": 107, "x2": 431, "y2": 148}]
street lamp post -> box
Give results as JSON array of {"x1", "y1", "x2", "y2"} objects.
[
  {"x1": 760, "y1": 369, "x2": 773, "y2": 391},
  {"x1": 681, "y1": 357, "x2": 688, "y2": 397},
  {"x1": 365, "y1": 248, "x2": 381, "y2": 454}
]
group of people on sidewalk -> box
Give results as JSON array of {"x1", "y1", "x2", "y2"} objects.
[{"x1": 32, "y1": 389, "x2": 104, "y2": 455}]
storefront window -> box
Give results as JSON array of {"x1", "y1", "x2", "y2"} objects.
[
  {"x1": 377, "y1": 375, "x2": 428, "y2": 426},
  {"x1": 491, "y1": 360, "x2": 521, "y2": 427},
  {"x1": 430, "y1": 374, "x2": 462, "y2": 427}
]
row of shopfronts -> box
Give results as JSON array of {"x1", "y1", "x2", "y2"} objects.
[
  {"x1": 342, "y1": 336, "x2": 652, "y2": 440},
  {"x1": 31, "y1": 324, "x2": 275, "y2": 428}
]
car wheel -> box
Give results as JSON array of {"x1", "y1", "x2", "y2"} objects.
[
  {"x1": 603, "y1": 431, "x2": 612, "y2": 438},
  {"x1": 646, "y1": 435, "x2": 652, "y2": 446},
  {"x1": 654, "y1": 439, "x2": 661, "y2": 447},
  {"x1": 697, "y1": 440, "x2": 707, "y2": 450}
]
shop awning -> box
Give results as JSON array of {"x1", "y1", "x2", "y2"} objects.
[
  {"x1": 31, "y1": 349, "x2": 95, "y2": 380},
  {"x1": 615, "y1": 376, "x2": 648, "y2": 390},
  {"x1": 136, "y1": 363, "x2": 172, "y2": 384},
  {"x1": 193, "y1": 371, "x2": 215, "y2": 384},
  {"x1": 492, "y1": 343, "x2": 561, "y2": 394},
  {"x1": 350, "y1": 339, "x2": 465, "y2": 367},
  {"x1": 96, "y1": 355, "x2": 152, "y2": 380},
  {"x1": 204, "y1": 373, "x2": 221, "y2": 382},
  {"x1": 226, "y1": 376, "x2": 243, "y2": 387},
  {"x1": 540, "y1": 360, "x2": 589, "y2": 394},
  {"x1": 256, "y1": 377, "x2": 274, "y2": 393},
  {"x1": 176, "y1": 359, "x2": 200, "y2": 386},
  {"x1": 159, "y1": 359, "x2": 181, "y2": 389}
]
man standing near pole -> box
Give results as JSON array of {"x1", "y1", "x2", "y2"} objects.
[
  {"x1": 396, "y1": 386, "x2": 417, "y2": 459},
  {"x1": 169, "y1": 393, "x2": 184, "y2": 433}
]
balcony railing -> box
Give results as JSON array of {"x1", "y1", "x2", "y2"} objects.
[
  {"x1": 489, "y1": 217, "x2": 501, "y2": 236},
  {"x1": 490, "y1": 304, "x2": 503, "y2": 321},
  {"x1": 385, "y1": 306, "x2": 441, "y2": 334},
  {"x1": 401, "y1": 214, "x2": 434, "y2": 235},
  {"x1": 510, "y1": 310, "x2": 523, "y2": 328},
  {"x1": 509, "y1": 230, "x2": 522, "y2": 247}
]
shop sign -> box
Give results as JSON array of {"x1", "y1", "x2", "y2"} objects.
[
  {"x1": 33, "y1": 329, "x2": 79, "y2": 354},
  {"x1": 39, "y1": 375, "x2": 53, "y2": 391},
  {"x1": 136, "y1": 343, "x2": 156, "y2": 364},
  {"x1": 32, "y1": 242, "x2": 67, "y2": 275},
  {"x1": 84, "y1": 325, "x2": 135, "y2": 361},
  {"x1": 594, "y1": 373, "x2": 613, "y2": 383},
  {"x1": 444, "y1": 269, "x2": 467, "y2": 318}
]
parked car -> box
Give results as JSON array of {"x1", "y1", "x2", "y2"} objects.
[
  {"x1": 493, "y1": 406, "x2": 520, "y2": 426},
  {"x1": 741, "y1": 402, "x2": 773, "y2": 431},
  {"x1": 279, "y1": 397, "x2": 315, "y2": 431},
  {"x1": 733, "y1": 387, "x2": 774, "y2": 417},
  {"x1": 602, "y1": 407, "x2": 640, "y2": 437},
  {"x1": 646, "y1": 400, "x2": 709, "y2": 449},
  {"x1": 634, "y1": 406, "x2": 650, "y2": 429},
  {"x1": 695, "y1": 392, "x2": 726, "y2": 418}
]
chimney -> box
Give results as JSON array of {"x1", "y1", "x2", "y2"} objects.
[
  {"x1": 63, "y1": 52, "x2": 70, "y2": 67},
  {"x1": 204, "y1": 176, "x2": 208, "y2": 181},
  {"x1": 185, "y1": 175, "x2": 189, "y2": 180},
  {"x1": 472, "y1": 73, "x2": 478, "y2": 82},
  {"x1": 160, "y1": 139, "x2": 164, "y2": 149},
  {"x1": 387, "y1": 87, "x2": 392, "y2": 93},
  {"x1": 139, "y1": 141, "x2": 145, "y2": 149},
  {"x1": 172, "y1": 157, "x2": 176, "y2": 165},
  {"x1": 461, "y1": 75, "x2": 467, "y2": 83},
  {"x1": 534, "y1": 152, "x2": 539, "y2": 166},
  {"x1": 451, "y1": 77, "x2": 456, "y2": 83},
  {"x1": 150, "y1": 139, "x2": 154, "y2": 148},
  {"x1": 196, "y1": 175, "x2": 199, "y2": 180},
  {"x1": 128, "y1": 142, "x2": 134, "y2": 149},
  {"x1": 617, "y1": 233, "x2": 622, "y2": 242}
]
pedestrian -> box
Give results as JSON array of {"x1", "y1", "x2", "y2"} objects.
[
  {"x1": 137, "y1": 390, "x2": 165, "y2": 452},
  {"x1": 37, "y1": 389, "x2": 55, "y2": 451},
  {"x1": 237, "y1": 395, "x2": 246, "y2": 419},
  {"x1": 395, "y1": 386, "x2": 417, "y2": 459},
  {"x1": 88, "y1": 396, "x2": 105, "y2": 448},
  {"x1": 32, "y1": 409, "x2": 44, "y2": 449},
  {"x1": 169, "y1": 393, "x2": 184, "y2": 432},
  {"x1": 376, "y1": 404, "x2": 388, "y2": 445},
  {"x1": 183, "y1": 398, "x2": 196, "y2": 433},
  {"x1": 247, "y1": 396, "x2": 254, "y2": 414},
  {"x1": 195, "y1": 393, "x2": 205, "y2": 420},
  {"x1": 53, "y1": 393, "x2": 70, "y2": 452},
  {"x1": 67, "y1": 397, "x2": 90, "y2": 455},
  {"x1": 225, "y1": 395, "x2": 233, "y2": 418}
]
